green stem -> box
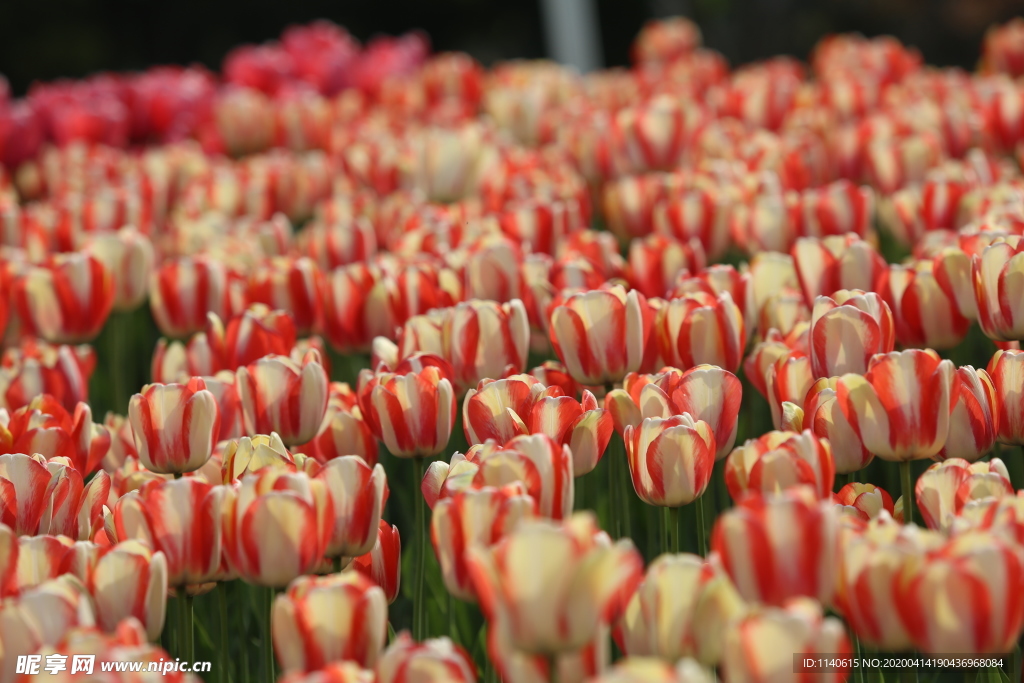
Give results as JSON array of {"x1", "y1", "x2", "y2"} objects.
[
  {"x1": 217, "y1": 584, "x2": 231, "y2": 683},
  {"x1": 1013, "y1": 644, "x2": 1021, "y2": 683},
  {"x1": 843, "y1": 471, "x2": 855, "y2": 489},
  {"x1": 447, "y1": 590, "x2": 453, "y2": 640},
  {"x1": 1009, "y1": 445, "x2": 1024, "y2": 491},
  {"x1": 660, "y1": 506, "x2": 670, "y2": 555},
  {"x1": 108, "y1": 312, "x2": 128, "y2": 414},
  {"x1": 900, "y1": 460, "x2": 915, "y2": 525},
  {"x1": 179, "y1": 591, "x2": 194, "y2": 664},
  {"x1": 413, "y1": 456, "x2": 426, "y2": 641},
  {"x1": 695, "y1": 496, "x2": 707, "y2": 557},
  {"x1": 547, "y1": 654, "x2": 559, "y2": 683},
  {"x1": 608, "y1": 444, "x2": 620, "y2": 537},
  {"x1": 614, "y1": 434, "x2": 633, "y2": 541},
  {"x1": 852, "y1": 634, "x2": 865, "y2": 683},
  {"x1": 669, "y1": 506, "x2": 681, "y2": 554},
  {"x1": 261, "y1": 587, "x2": 275, "y2": 683},
  {"x1": 240, "y1": 583, "x2": 251, "y2": 683}
]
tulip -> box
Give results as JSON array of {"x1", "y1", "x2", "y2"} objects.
[
  {"x1": 987, "y1": 349, "x2": 1024, "y2": 445},
  {"x1": 298, "y1": 382, "x2": 378, "y2": 466},
  {"x1": 349, "y1": 520, "x2": 401, "y2": 604},
  {"x1": 0, "y1": 393, "x2": 110, "y2": 475},
  {"x1": 102, "y1": 411, "x2": 137, "y2": 472},
  {"x1": 616, "y1": 553, "x2": 745, "y2": 667},
  {"x1": 247, "y1": 256, "x2": 322, "y2": 335},
  {"x1": 725, "y1": 431, "x2": 835, "y2": 502},
  {"x1": 605, "y1": 365, "x2": 742, "y2": 460},
  {"x1": 834, "y1": 483, "x2": 894, "y2": 521},
  {"x1": 900, "y1": 531, "x2": 1024, "y2": 654},
  {"x1": 487, "y1": 609, "x2": 610, "y2": 683},
  {"x1": 973, "y1": 240, "x2": 1024, "y2": 341},
  {"x1": 651, "y1": 292, "x2": 745, "y2": 373},
  {"x1": 432, "y1": 484, "x2": 536, "y2": 601},
  {"x1": 278, "y1": 663, "x2": 375, "y2": 683},
  {"x1": 467, "y1": 512, "x2": 644, "y2": 655},
  {"x1": 721, "y1": 598, "x2": 851, "y2": 683},
  {"x1": 376, "y1": 633, "x2": 477, "y2": 683},
  {"x1": 85, "y1": 540, "x2": 167, "y2": 641},
  {"x1": 81, "y1": 227, "x2": 155, "y2": 312},
  {"x1": 881, "y1": 259, "x2": 970, "y2": 350},
  {"x1": 0, "y1": 340, "x2": 94, "y2": 412},
  {"x1": 237, "y1": 350, "x2": 329, "y2": 446},
  {"x1": 0, "y1": 452, "x2": 108, "y2": 538},
  {"x1": 12, "y1": 253, "x2": 115, "y2": 343},
  {"x1": 809, "y1": 290, "x2": 895, "y2": 378},
  {"x1": 937, "y1": 365, "x2": 998, "y2": 462},
  {"x1": 624, "y1": 414, "x2": 715, "y2": 509},
  {"x1": 628, "y1": 234, "x2": 706, "y2": 299},
  {"x1": 764, "y1": 351, "x2": 814, "y2": 431},
  {"x1": 791, "y1": 233, "x2": 886, "y2": 305},
  {"x1": 801, "y1": 377, "x2": 873, "y2": 474},
  {"x1": 711, "y1": 487, "x2": 838, "y2": 606},
  {"x1": 222, "y1": 469, "x2": 333, "y2": 587},
  {"x1": 14, "y1": 535, "x2": 75, "y2": 591},
  {"x1": 358, "y1": 363, "x2": 456, "y2": 458},
  {"x1": 588, "y1": 658, "x2": 713, "y2": 683},
  {"x1": 550, "y1": 285, "x2": 653, "y2": 386},
  {"x1": 0, "y1": 523, "x2": 15, "y2": 597},
  {"x1": 150, "y1": 332, "x2": 223, "y2": 384},
  {"x1": 444, "y1": 299, "x2": 531, "y2": 392},
  {"x1": 916, "y1": 458, "x2": 1013, "y2": 531},
  {"x1": 320, "y1": 262, "x2": 395, "y2": 354},
  {"x1": 214, "y1": 305, "x2": 298, "y2": 370},
  {"x1": 272, "y1": 572, "x2": 388, "y2": 673},
  {"x1": 129, "y1": 377, "x2": 221, "y2": 474},
  {"x1": 150, "y1": 256, "x2": 246, "y2": 339},
  {"x1": 110, "y1": 477, "x2": 224, "y2": 588},
  {"x1": 221, "y1": 432, "x2": 298, "y2": 482},
  {"x1": 316, "y1": 455, "x2": 386, "y2": 559}
]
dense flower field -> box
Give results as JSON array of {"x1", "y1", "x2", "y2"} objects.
[{"x1": 5, "y1": 13, "x2": 1024, "y2": 683}]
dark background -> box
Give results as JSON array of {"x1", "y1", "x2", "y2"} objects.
[{"x1": 0, "y1": 0, "x2": 1022, "y2": 94}]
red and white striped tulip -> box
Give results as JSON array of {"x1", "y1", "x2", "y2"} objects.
[
  {"x1": 881, "y1": 260, "x2": 970, "y2": 350},
  {"x1": 376, "y1": 633, "x2": 478, "y2": 683},
  {"x1": 764, "y1": 351, "x2": 814, "y2": 431},
  {"x1": 652, "y1": 291, "x2": 745, "y2": 373},
  {"x1": 721, "y1": 598, "x2": 851, "y2": 683},
  {"x1": 276, "y1": 662, "x2": 375, "y2": 683},
  {"x1": 834, "y1": 483, "x2": 895, "y2": 521},
  {"x1": 587, "y1": 658, "x2": 712, "y2": 683},
  {"x1": 550, "y1": 285, "x2": 653, "y2": 386},
  {"x1": 349, "y1": 520, "x2": 401, "y2": 604},
  {"x1": 801, "y1": 377, "x2": 873, "y2": 474},
  {"x1": 616, "y1": 553, "x2": 746, "y2": 667},
  {"x1": 213, "y1": 305, "x2": 298, "y2": 370},
  {"x1": 0, "y1": 452, "x2": 108, "y2": 538},
  {"x1": 150, "y1": 331, "x2": 222, "y2": 384},
  {"x1": 128, "y1": 377, "x2": 221, "y2": 474},
  {"x1": 742, "y1": 327, "x2": 809, "y2": 399},
  {"x1": 791, "y1": 234, "x2": 887, "y2": 305},
  {"x1": 320, "y1": 263, "x2": 395, "y2": 354},
  {"x1": 837, "y1": 349, "x2": 955, "y2": 462},
  {"x1": 84, "y1": 539, "x2": 167, "y2": 641},
  {"x1": 916, "y1": 458, "x2": 1013, "y2": 531},
  {"x1": 0, "y1": 523, "x2": 15, "y2": 597},
  {"x1": 467, "y1": 512, "x2": 644, "y2": 654},
  {"x1": 628, "y1": 234, "x2": 706, "y2": 299},
  {"x1": 711, "y1": 487, "x2": 839, "y2": 606},
  {"x1": 899, "y1": 531, "x2": 1024, "y2": 654},
  {"x1": 298, "y1": 383, "x2": 378, "y2": 466},
  {"x1": 624, "y1": 414, "x2": 715, "y2": 507},
  {"x1": 0, "y1": 394, "x2": 110, "y2": 475},
  {"x1": 82, "y1": 228, "x2": 155, "y2": 312},
  {"x1": 358, "y1": 363, "x2": 456, "y2": 458},
  {"x1": 725, "y1": 431, "x2": 835, "y2": 502},
  {"x1": 987, "y1": 349, "x2": 1024, "y2": 445},
  {"x1": 247, "y1": 256, "x2": 322, "y2": 335},
  {"x1": 149, "y1": 256, "x2": 246, "y2": 339},
  {"x1": 272, "y1": 572, "x2": 388, "y2": 673},
  {"x1": 937, "y1": 365, "x2": 998, "y2": 462},
  {"x1": 0, "y1": 340, "x2": 95, "y2": 413},
  {"x1": 486, "y1": 613, "x2": 611, "y2": 683},
  {"x1": 809, "y1": 290, "x2": 895, "y2": 378},
  {"x1": 110, "y1": 477, "x2": 225, "y2": 589},
  {"x1": 12, "y1": 253, "x2": 114, "y2": 343},
  {"x1": 13, "y1": 535, "x2": 75, "y2": 591},
  {"x1": 605, "y1": 365, "x2": 742, "y2": 460},
  {"x1": 222, "y1": 469, "x2": 333, "y2": 587},
  {"x1": 973, "y1": 240, "x2": 1024, "y2": 341},
  {"x1": 237, "y1": 349, "x2": 329, "y2": 446},
  {"x1": 444, "y1": 299, "x2": 531, "y2": 393},
  {"x1": 431, "y1": 484, "x2": 536, "y2": 601},
  {"x1": 316, "y1": 456, "x2": 386, "y2": 559}
]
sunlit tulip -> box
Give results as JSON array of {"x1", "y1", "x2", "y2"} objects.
[
  {"x1": 987, "y1": 349, "x2": 1024, "y2": 445},
  {"x1": 316, "y1": 455, "x2": 386, "y2": 559},
  {"x1": 881, "y1": 260, "x2": 970, "y2": 349},
  {"x1": 800, "y1": 377, "x2": 872, "y2": 474},
  {"x1": 588, "y1": 658, "x2": 713, "y2": 683},
  {"x1": 900, "y1": 531, "x2": 1024, "y2": 654},
  {"x1": 712, "y1": 487, "x2": 838, "y2": 606},
  {"x1": 273, "y1": 572, "x2": 388, "y2": 673},
  {"x1": 721, "y1": 598, "x2": 851, "y2": 683},
  {"x1": 550, "y1": 285, "x2": 653, "y2": 386},
  {"x1": 298, "y1": 382, "x2": 378, "y2": 466},
  {"x1": 14, "y1": 535, "x2": 75, "y2": 591},
  {"x1": 764, "y1": 351, "x2": 813, "y2": 431},
  {"x1": 320, "y1": 262, "x2": 395, "y2": 354},
  {"x1": 213, "y1": 305, "x2": 298, "y2": 370},
  {"x1": 223, "y1": 469, "x2": 333, "y2": 587},
  {"x1": 0, "y1": 393, "x2": 110, "y2": 475},
  {"x1": 605, "y1": 365, "x2": 742, "y2": 460},
  {"x1": 82, "y1": 228, "x2": 155, "y2": 312},
  {"x1": 0, "y1": 340, "x2": 94, "y2": 412},
  {"x1": 0, "y1": 452, "x2": 107, "y2": 538},
  {"x1": 110, "y1": 477, "x2": 224, "y2": 589},
  {"x1": 616, "y1": 553, "x2": 745, "y2": 667},
  {"x1": 725, "y1": 431, "x2": 835, "y2": 502},
  {"x1": 937, "y1": 365, "x2": 998, "y2": 462},
  {"x1": 349, "y1": 520, "x2": 401, "y2": 604},
  {"x1": 834, "y1": 483, "x2": 894, "y2": 521},
  {"x1": 358, "y1": 363, "x2": 455, "y2": 458},
  {"x1": 463, "y1": 375, "x2": 613, "y2": 476},
  {"x1": 376, "y1": 632, "x2": 477, "y2": 683},
  {"x1": 628, "y1": 234, "x2": 706, "y2": 299},
  {"x1": 237, "y1": 350, "x2": 329, "y2": 446},
  {"x1": 652, "y1": 292, "x2": 745, "y2": 373},
  {"x1": 84, "y1": 540, "x2": 167, "y2": 640},
  {"x1": 432, "y1": 484, "x2": 536, "y2": 601},
  {"x1": 247, "y1": 256, "x2": 322, "y2": 335},
  {"x1": 916, "y1": 458, "x2": 1013, "y2": 531},
  {"x1": 467, "y1": 512, "x2": 644, "y2": 654},
  {"x1": 791, "y1": 234, "x2": 887, "y2": 305},
  {"x1": 12, "y1": 253, "x2": 114, "y2": 343},
  {"x1": 444, "y1": 299, "x2": 530, "y2": 392},
  {"x1": 624, "y1": 414, "x2": 715, "y2": 507},
  {"x1": 809, "y1": 290, "x2": 894, "y2": 378},
  {"x1": 837, "y1": 349, "x2": 955, "y2": 462},
  {"x1": 973, "y1": 240, "x2": 1024, "y2": 341},
  {"x1": 150, "y1": 332, "x2": 222, "y2": 384},
  {"x1": 129, "y1": 377, "x2": 220, "y2": 474},
  {"x1": 150, "y1": 256, "x2": 246, "y2": 339}
]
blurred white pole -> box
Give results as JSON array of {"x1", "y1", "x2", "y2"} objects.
[{"x1": 540, "y1": 0, "x2": 603, "y2": 73}]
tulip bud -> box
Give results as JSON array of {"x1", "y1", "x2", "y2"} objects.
[
  {"x1": 85, "y1": 540, "x2": 167, "y2": 641},
  {"x1": 12, "y1": 253, "x2": 115, "y2": 343},
  {"x1": 349, "y1": 519, "x2": 401, "y2": 604},
  {"x1": 624, "y1": 414, "x2": 715, "y2": 507},
  {"x1": 809, "y1": 290, "x2": 895, "y2": 378},
  {"x1": 725, "y1": 430, "x2": 835, "y2": 502},
  {"x1": 236, "y1": 350, "x2": 329, "y2": 446},
  {"x1": 129, "y1": 377, "x2": 221, "y2": 474}
]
